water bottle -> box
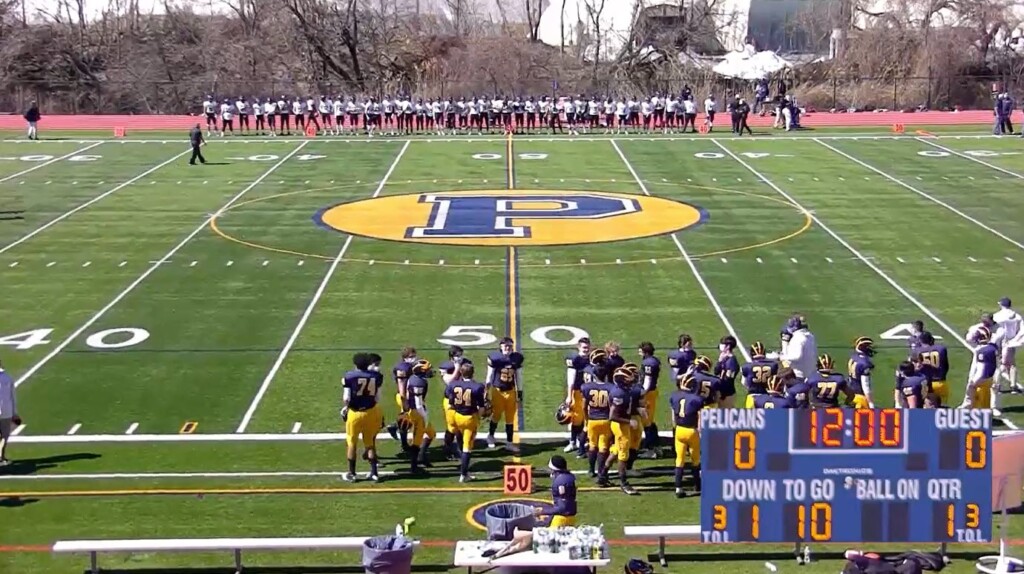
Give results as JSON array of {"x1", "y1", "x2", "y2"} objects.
[{"x1": 802, "y1": 545, "x2": 812, "y2": 564}]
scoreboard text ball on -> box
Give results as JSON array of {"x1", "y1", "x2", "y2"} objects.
[{"x1": 699, "y1": 409, "x2": 992, "y2": 544}]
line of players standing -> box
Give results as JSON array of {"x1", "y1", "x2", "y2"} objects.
[
  {"x1": 337, "y1": 306, "x2": 1019, "y2": 492},
  {"x1": 200, "y1": 91, "x2": 755, "y2": 137}
]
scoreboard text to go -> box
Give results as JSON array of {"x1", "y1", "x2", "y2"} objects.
[{"x1": 699, "y1": 409, "x2": 992, "y2": 544}]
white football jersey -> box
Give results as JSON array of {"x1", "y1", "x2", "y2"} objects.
[
  {"x1": 291, "y1": 101, "x2": 302, "y2": 115},
  {"x1": 203, "y1": 100, "x2": 215, "y2": 114}
]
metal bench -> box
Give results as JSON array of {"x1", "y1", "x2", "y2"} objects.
[
  {"x1": 622, "y1": 525, "x2": 701, "y2": 566},
  {"x1": 52, "y1": 536, "x2": 416, "y2": 574}
]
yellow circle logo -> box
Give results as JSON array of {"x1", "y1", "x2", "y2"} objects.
[{"x1": 314, "y1": 190, "x2": 707, "y2": 246}]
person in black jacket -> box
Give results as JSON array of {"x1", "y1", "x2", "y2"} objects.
[
  {"x1": 189, "y1": 124, "x2": 207, "y2": 165},
  {"x1": 24, "y1": 102, "x2": 40, "y2": 140}
]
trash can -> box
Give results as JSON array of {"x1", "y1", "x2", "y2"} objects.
[
  {"x1": 484, "y1": 503, "x2": 537, "y2": 541},
  {"x1": 362, "y1": 535, "x2": 414, "y2": 574}
]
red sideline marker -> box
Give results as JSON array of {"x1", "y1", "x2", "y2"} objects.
[
  {"x1": 304, "y1": 125, "x2": 317, "y2": 138},
  {"x1": 113, "y1": 126, "x2": 126, "y2": 138}
]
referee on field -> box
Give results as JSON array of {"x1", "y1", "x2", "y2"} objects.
[{"x1": 189, "y1": 123, "x2": 207, "y2": 165}]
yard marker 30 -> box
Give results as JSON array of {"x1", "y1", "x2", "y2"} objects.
[
  {"x1": 13, "y1": 141, "x2": 312, "y2": 389},
  {"x1": 235, "y1": 140, "x2": 411, "y2": 433},
  {"x1": 0, "y1": 146, "x2": 191, "y2": 256},
  {"x1": 612, "y1": 140, "x2": 751, "y2": 363},
  {"x1": 713, "y1": 139, "x2": 1019, "y2": 430},
  {"x1": 815, "y1": 139, "x2": 1024, "y2": 250}
]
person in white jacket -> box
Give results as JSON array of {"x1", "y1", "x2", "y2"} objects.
[
  {"x1": 0, "y1": 360, "x2": 20, "y2": 466},
  {"x1": 994, "y1": 297, "x2": 1024, "y2": 393},
  {"x1": 781, "y1": 316, "x2": 817, "y2": 379}
]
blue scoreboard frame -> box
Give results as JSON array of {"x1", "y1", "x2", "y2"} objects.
[{"x1": 699, "y1": 409, "x2": 992, "y2": 544}]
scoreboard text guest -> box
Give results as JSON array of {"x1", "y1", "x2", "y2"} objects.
[{"x1": 698, "y1": 409, "x2": 992, "y2": 545}]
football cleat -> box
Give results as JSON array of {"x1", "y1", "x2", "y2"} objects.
[
  {"x1": 854, "y1": 336, "x2": 876, "y2": 357},
  {"x1": 555, "y1": 402, "x2": 573, "y2": 425},
  {"x1": 342, "y1": 472, "x2": 357, "y2": 483}
]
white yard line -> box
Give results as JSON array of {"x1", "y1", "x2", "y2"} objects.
[
  {"x1": 0, "y1": 147, "x2": 192, "y2": 255},
  {"x1": 916, "y1": 137, "x2": 1024, "y2": 180},
  {"x1": 13, "y1": 141, "x2": 311, "y2": 388},
  {"x1": 712, "y1": 139, "x2": 1019, "y2": 430},
  {"x1": 815, "y1": 138, "x2": 1024, "y2": 251},
  {"x1": 0, "y1": 468, "x2": 669, "y2": 481},
  {"x1": 6, "y1": 428, "x2": 1019, "y2": 445},
  {"x1": 611, "y1": 139, "x2": 751, "y2": 363},
  {"x1": 0, "y1": 141, "x2": 103, "y2": 184},
  {"x1": 234, "y1": 140, "x2": 411, "y2": 433}
]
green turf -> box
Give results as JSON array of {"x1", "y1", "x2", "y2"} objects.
[{"x1": 0, "y1": 130, "x2": 1022, "y2": 574}]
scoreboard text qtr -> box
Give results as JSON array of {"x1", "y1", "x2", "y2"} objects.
[{"x1": 699, "y1": 409, "x2": 992, "y2": 544}]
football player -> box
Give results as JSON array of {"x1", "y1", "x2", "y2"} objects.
[
  {"x1": 808, "y1": 354, "x2": 855, "y2": 407},
  {"x1": 604, "y1": 342, "x2": 625, "y2": 372},
  {"x1": 607, "y1": 367, "x2": 640, "y2": 495},
  {"x1": 621, "y1": 362, "x2": 645, "y2": 471},
  {"x1": 564, "y1": 338, "x2": 592, "y2": 455},
  {"x1": 342, "y1": 353, "x2": 384, "y2": 482},
  {"x1": 669, "y1": 373, "x2": 703, "y2": 498},
  {"x1": 994, "y1": 297, "x2": 1023, "y2": 393},
  {"x1": 544, "y1": 455, "x2": 579, "y2": 527},
  {"x1": 439, "y1": 346, "x2": 471, "y2": 460},
  {"x1": 753, "y1": 375, "x2": 794, "y2": 408},
  {"x1": 388, "y1": 347, "x2": 418, "y2": 453},
  {"x1": 486, "y1": 337, "x2": 524, "y2": 452},
  {"x1": 781, "y1": 368, "x2": 811, "y2": 408},
  {"x1": 895, "y1": 360, "x2": 926, "y2": 408},
  {"x1": 848, "y1": 337, "x2": 877, "y2": 409},
  {"x1": 638, "y1": 342, "x2": 662, "y2": 455},
  {"x1": 715, "y1": 336, "x2": 741, "y2": 408},
  {"x1": 691, "y1": 355, "x2": 723, "y2": 407},
  {"x1": 742, "y1": 341, "x2": 779, "y2": 408},
  {"x1": 445, "y1": 363, "x2": 488, "y2": 482},
  {"x1": 403, "y1": 359, "x2": 435, "y2": 472},
  {"x1": 916, "y1": 332, "x2": 950, "y2": 403},
  {"x1": 963, "y1": 326, "x2": 999, "y2": 412},
  {"x1": 667, "y1": 334, "x2": 697, "y2": 382},
  {"x1": 581, "y1": 362, "x2": 613, "y2": 482}
]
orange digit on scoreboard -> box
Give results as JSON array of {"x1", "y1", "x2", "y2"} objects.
[{"x1": 503, "y1": 464, "x2": 533, "y2": 495}]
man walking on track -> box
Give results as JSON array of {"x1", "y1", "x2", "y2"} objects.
[
  {"x1": 24, "y1": 101, "x2": 40, "y2": 140},
  {"x1": 189, "y1": 123, "x2": 207, "y2": 165},
  {"x1": 0, "y1": 358, "x2": 20, "y2": 466}
]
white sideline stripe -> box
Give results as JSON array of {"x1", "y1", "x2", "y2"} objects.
[
  {"x1": 916, "y1": 138, "x2": 1024, "y2": 180},
  {"x1": 611, "y1": 139, "x2": 752, "y2": 363},
  {"x1": 0, "y1": 132, "x2": 998, "y2": 146},
  {"x1": 234, "y1": 140, "x2": 411, "y2": 433},
  {"x1": 12, "y1": 141, "x2": 311, "y2": 389},
  {"x1": 0, "y1": 146, "x2": 190, "y2": 255},
  {"x1": 815, "y1": 139, "x2": 1024, "y2": 251},
  {"x1": 291, "y1": 422, "x2": 302, "y2": 434},
  {"x1": 712, "y1": 139, "x2": 1020, "y2": 430},
  {"x1": 66, "y1": 423, "x2": 81, "y2": 435},
  {"x1": 126, "y1": 422, "x2": 139, "y2": 435},
  {"x1": 8, "y1": 428, "x2": 1021, "y2": 445},
  {"x1": 0, "y1": 142, "x2": 103, "y2": 184},
  {"x1": 1, "y1": 468, "x2": 667, "y2": 481},
  {"x1": 11, "y1": 424, "x2": 25, "y2": 436}
]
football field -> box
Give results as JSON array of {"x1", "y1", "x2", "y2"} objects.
[{"x1": 1, "y1": 129, "x2": 1023, "y2": 573}]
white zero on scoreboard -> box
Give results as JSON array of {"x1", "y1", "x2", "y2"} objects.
[
  {"x1": 438, "y1": 324, "x2": 588, "y2": 347},
  {"x1": 0, "y1": 327, "x2": 152, "y2": 350}
]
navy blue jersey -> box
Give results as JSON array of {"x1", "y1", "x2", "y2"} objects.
[
  {"x1": 714, "y1": 355, "x2": 739, "y2": 398},
  {"x1": 605, "y1": 354, "x2": 625, "y2": 373},
  {"x1": 641, "y1": 356, "x2": 661, "y2": 390},
  {"x1": 487, "y1": 351, "x2": 524, "y2": 391},
  {"x1": 742, "y1": 358, "x2": 779, "y2": 395},
  {"x1": 438, "y1": 357, "x2": 473, "y2": 379},
  {"x1": 446, "y1": 379, "x2": 486, "y2": 415},
  {"x1": 786, "y1": 381, "x2": 811, "y2": 408},
  {"x1": 565, "y1": 352, "x2": 590, "y2": 390},
  {"x1": 667, "y1": 348, "x2": 696, "y2": 380},
  {"x1": 609, "y1": 385, "x2": 632, "y2": 421},
  {"x1": 549, "y1": 471, "x2": 577, "y2": 517},
  {"x1": 847, "y1": 352, "x2": 874, "y2": 396},
  {"x1": 975, "y1": 344, "x2": 999, "y2": 380},
  {"x1": 808, "y1": 372, "x2": 849, "y2": 407},
  {"x1": 897, "y1": 374, "x2": 927, "y2": 408},
  {"x1": 918, "y1": 344, "x2": 949, "y2": 380},
  {"x1": 344, "y1": 369, "x2": 383, "y2": 411},
  {"x1": 629, "y1": 385, "x2": 643, "y2": 416},
  {"x1": 669, "y1": 390, "x2": 703, "y2": 428},
  {"x1": 693, "y1": 371, "x2": 723, "y2": 405},
  {"x1": 405, "y1": 374, "x2": 429, "y2": 409},
  {"x1": 754, "y1": 394, "x2": 794, "y2": 409},
  {"x1": 581, "y1": 381, "x2": 613, "y2": 420}
]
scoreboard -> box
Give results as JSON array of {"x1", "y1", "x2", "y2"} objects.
[{"x1": 699, "y1": 409, "x2": 992, "y2": 544}]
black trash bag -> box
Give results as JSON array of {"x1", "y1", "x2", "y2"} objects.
[
  {"x1": 362, "y1": 535, "x2": 414, "y2": 574},
  {"x1": 485, "y1": 503, "x2": 536, "y2": 541}
]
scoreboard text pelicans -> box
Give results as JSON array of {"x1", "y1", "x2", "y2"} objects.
[{"x1": 699, "y1": 409, "x2": 993, "y2": 544}]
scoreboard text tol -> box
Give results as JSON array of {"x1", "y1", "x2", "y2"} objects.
[{"x1": 698, "y1": 409, "x2": 992, "y2": 544}]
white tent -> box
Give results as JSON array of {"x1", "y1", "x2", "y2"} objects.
[{"x1": 712, "y1": 43, "x2": 791, "y2": 80}]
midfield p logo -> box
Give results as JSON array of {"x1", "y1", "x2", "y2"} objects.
[{"x1": 407, "y1": 193, "x2": 640, "y2": 238}]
